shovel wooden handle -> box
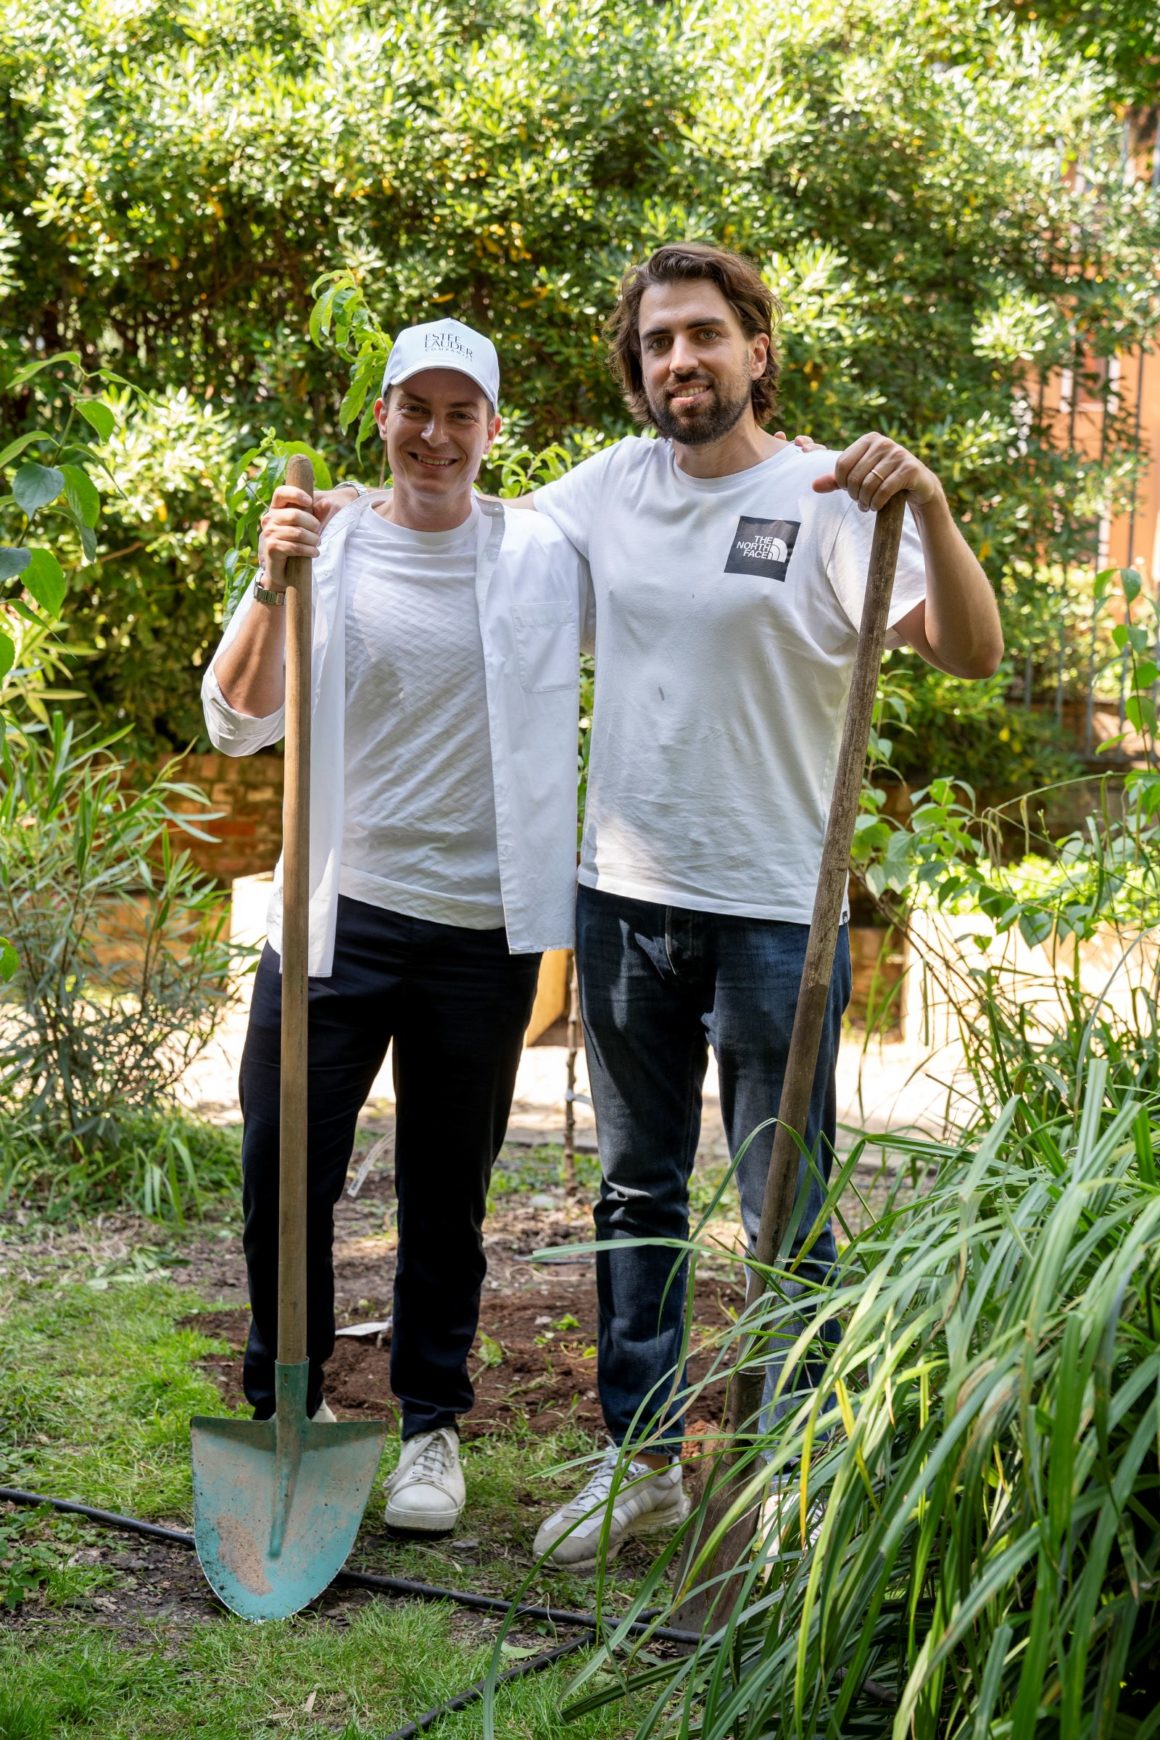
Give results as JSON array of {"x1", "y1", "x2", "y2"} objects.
[
  {"x1": 730, "y1": 491, "x2": 906, "y2": 1429},
  {"x1": 277, "y1": 453, "x2": 315, "y2": 1369},
  {"x1": 675, "y1": 495, "x2": 907, "y2": 1635}
]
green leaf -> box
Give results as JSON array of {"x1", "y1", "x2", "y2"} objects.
[
  {"x1": 0, "y1": 432, "x2": 56, "y2": 471},
  {"x1": 1124, "y1": 693, "x2": 1156, "y2": 734},
  {"x1": 5, "y1": 352, "x2": 81, "y2": 389},
  {"x1": 309, "y1": 278, "x2": 343, "y2": 346},
  {"x1": 0, "y1": 938, "x2": 17, "y2": 980},
  {"x1": 12, "y1": 463, "x2": 65, "y2": 516},
  {"x1": 339, "y1": 345, "x2": 385, "y2": 434},
  {"x1": 0, "y1": 546, "x2": 32, "y2": 581},
  {"x1": 1017, "y1": 908, "x2": 1054, "y2": 948},
  {"x1": 0, "y1": 628, "x2": 13, "y2": 681},
  {"x1": 74, "y1": 399, "x2": 116, "y2": 442},
  {"x1": 278, "y1": 442, "x2": 332, "y2": 490},
  {"x1": 1122, "y1": 568, "x2": 1143, "y2": 604},
  {"x1": 21, "y1": 548, "x2": 67, "y2": 618},
  {"x1": 355, "y1": 395, "x2": 380, "y2": 453},
  {"x1": 61, "y1": 463, "x2": 101, "y2": 528},
  {"x1": 1133, "y1": 659, "x2": 1159, "y2": 689}
]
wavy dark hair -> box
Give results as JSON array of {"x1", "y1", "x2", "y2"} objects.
[{"x1": 607, "y1": 241, "x2": 782, "y2": 428}]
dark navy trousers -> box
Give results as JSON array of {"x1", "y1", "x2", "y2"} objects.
[
  {"x1": 239, "y1": 894, "x2": 540, "y2": 1439},
  {"x1": 576, "y1": 884, "x2": 851, "y2": 1452}
]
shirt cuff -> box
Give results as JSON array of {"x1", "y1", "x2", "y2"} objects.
[{"x1": 202, "y1": 660, "x2": 284, "y2": 753}]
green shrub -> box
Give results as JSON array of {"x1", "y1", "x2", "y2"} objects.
[
  {"x1": 879, "y1": 666, "x2": 1084, "y2": 796},
  {"x1": 0, "y1": 712, "x2": 245, "y2": 1207},
  {"x1": 4, "y1": 0, "x2": 1159, "y2": 754}
]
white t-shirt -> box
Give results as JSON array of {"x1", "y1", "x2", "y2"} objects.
[
  {"x1": 535, "y1": 437, "x2": 928, "y2": 923},
  {"x1": 338, "y1": 504, "x2": 505, "y2": 929}
]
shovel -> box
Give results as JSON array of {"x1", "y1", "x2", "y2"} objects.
[
  {"x1": 191, "y1": 453, "x2": 386, "y2": 1622},
  {"x1": 674, "y1": 494, "x2": 906, "y2": 1633}
]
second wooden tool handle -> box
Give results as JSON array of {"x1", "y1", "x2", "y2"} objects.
[{"x1": 748, "y1": 494, "x2": 906, "y2": 1280}]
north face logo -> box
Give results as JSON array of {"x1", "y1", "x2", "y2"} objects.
[{"x1": 724, "y1": 516, "x2": 800, "y2": 581}]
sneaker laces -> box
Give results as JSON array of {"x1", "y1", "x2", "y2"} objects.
[
  {"x1": 410, "y1": 1430, "x2": 456, "y2": 1485},
  {"x1": 564, "y1": 1449, "x2": 648, "y2": 1516}
]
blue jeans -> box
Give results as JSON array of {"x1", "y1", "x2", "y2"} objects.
[{"x1": 576, "y1": 884, "x2": 851, "y2": 1453}]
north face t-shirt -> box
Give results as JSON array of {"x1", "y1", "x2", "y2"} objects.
[{"x1": 535, "y1": 436, "x2": 928, "y2": 922}]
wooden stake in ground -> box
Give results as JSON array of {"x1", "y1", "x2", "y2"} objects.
[
  {"x1": 563, "y1": 952, "x2": 580, "y2": 1190},
  {"x1": 675, "y1": 493, "x2": 906, "y2": 1634}
]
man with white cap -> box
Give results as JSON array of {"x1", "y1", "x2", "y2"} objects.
[{"x1": 202, "y1": 319, "x2": 590, "y2": 1532}]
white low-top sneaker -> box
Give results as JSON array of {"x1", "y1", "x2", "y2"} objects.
[
  {"x1": 758, "y1": 1472, "x2": 824, "y2": 1553},
  {"x1": 384, "y1": 1428, "x2": 465, "y2": 1533},
  {"x1": 311, "y1": 1400, "x2": 337, "y2": 1424},
  {"x1": 534, "y1": 1448, "x2": 690, "y2": 1571}
]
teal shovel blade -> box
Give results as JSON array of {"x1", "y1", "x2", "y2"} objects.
[{"x1": 191, "y1": 1361, "x2": 386, "y2": 1622}]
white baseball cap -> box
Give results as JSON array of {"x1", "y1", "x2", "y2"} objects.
[{"x1": 382, "y1": 318, "x2": 500, "y2": 409}]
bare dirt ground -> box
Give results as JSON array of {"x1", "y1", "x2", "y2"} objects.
[{"x1": 186, "y1": 1142, "x2": 742, "y2": 1442}]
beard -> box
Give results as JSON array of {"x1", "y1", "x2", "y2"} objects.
[{"x1": 648, "y1": 374, "x2": 752, "y2": 445}]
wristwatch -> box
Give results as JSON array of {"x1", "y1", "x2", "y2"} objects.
[{"x1": 253, "y1": 575, "x2": 285, "y2": 607}]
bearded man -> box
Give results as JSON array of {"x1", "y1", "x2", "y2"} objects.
[{"x1": 521, "y1": 242, "x2": 1002, "y2": 1567}]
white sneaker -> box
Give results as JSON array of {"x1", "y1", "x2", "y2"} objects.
[
  {"x1": 311, "y1": 1400, "x2": 337, "y2": 1424},
  {"x1": 758, "y1": 1472, "x2": 823, "y2": 1552},
  {"x1": 534, "y1": 1449, "x2": 690, "y2": 1571},
  {"x1": 384, "y1": 1428, "x2": 465, "y2": 1533}
]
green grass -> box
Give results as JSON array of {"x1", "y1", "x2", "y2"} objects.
[
  {"x1": 0, "y1": 1279, "x2": 232, "y2": 1518},
  {"x1": 0, "y1": 1111, "x2": 242, "y2": 1224},
  {"x1": 0, "y1": 1603, "x2": 636, "y2": 1738},
  {"x1": 0, "y1": 1243, "x2": 651, "y2": 1738}
]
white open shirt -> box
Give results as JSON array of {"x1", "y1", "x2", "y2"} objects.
[{"x1": 202, "y1": 494, "x2": 592, "y2": 975}]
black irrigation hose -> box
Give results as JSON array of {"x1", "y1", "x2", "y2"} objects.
[
  {"x1": 0, "y1": 1486, "x2": 905, "y2": 1727},
  {"x1": 0, "y1": 1488, "x2": 195, "y2": 1549},
  {"x1": 337, "y1": 1564, "x2": 702, "y2": 1647},
  {"x1": 382, "y1": 1635, "x2": 591, "y2": 1740},
  {"x1": 0, "y1": 1485, "x2": 703, "y2": 1648},
  {"x1": 0, "y1": 1487, "x2": 612, "y2": 1737}
]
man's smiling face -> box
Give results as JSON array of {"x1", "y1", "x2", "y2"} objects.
[
  {"x1": 637, "y1": 280, "x2": 768, "y2": 447},
  {"x1": 374, "y1": 368, "x2": 500, "y2": 500}
]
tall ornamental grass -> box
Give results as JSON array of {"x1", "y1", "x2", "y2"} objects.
[{"x1": 568, "y1": 1056, "x2": 1160, "y2": 1737}]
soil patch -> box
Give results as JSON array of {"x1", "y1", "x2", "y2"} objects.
[
  {"x1": 191, "y1": 1267, "x2": 740, "y2": 1443},
  {"x1": 171, "y1": 1116, "x2": 746, "y2": 1441}
]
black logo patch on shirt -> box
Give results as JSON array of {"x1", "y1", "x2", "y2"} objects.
[{"x1": 723, "y1": 516, "x2": 800, "y2": 582}]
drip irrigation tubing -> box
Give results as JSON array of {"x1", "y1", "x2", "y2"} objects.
[
  {"x1": 382, "y1": 1636, "x2": 591, "y2": 1740},
  {"x1": 0, "y1": 1485, "x2": 702, "y2": 1646}
]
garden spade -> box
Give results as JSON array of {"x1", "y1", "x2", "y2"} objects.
[
  {"x1": 674, "y1": 494, "x2": 906, "y2": 1635},
  {"x1": 191, "y1": 454, "x2": 386, "y2": 1622}
]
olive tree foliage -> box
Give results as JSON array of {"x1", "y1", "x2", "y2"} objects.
[{"x1": 2, "y1": 0, "x2": 1159, "y2": 759}]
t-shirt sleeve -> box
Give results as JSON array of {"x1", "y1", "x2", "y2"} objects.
[
  {"x1": 533, "y1": 443, "x2": 621, "y2": 561},
  {"x1": 824, "y1": 495, "x2": 929, "y2": 647}
]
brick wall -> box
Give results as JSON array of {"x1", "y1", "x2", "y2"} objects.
[{"x1": 168, "y1": 751, "x2": 285, "y2": 884}]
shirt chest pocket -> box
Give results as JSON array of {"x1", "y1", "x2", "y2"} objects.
[{"x1": 511, "y1": 603, "x2": 578, "y2": 693}]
